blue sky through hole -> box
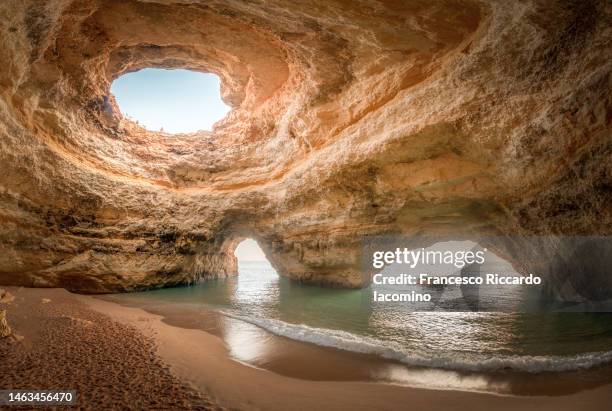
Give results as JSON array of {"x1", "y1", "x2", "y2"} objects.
[{"x1": 111, "y1": 68, "x2": 230, "y2": 134}]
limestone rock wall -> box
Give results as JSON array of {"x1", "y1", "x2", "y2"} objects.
[{"x1": 0, "y1": 0, "x2": 610, "y2": 292}]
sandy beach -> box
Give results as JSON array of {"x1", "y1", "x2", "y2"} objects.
[
  {"x1": 1, "y1": 0, "x2": 610, "y2": 409},
  {"x1": 97, "y1": 292, "x2": 612, "y2": 397},
  {"x1": 2, "y1": 286, "x2": 610, "y2": 410},
  {"x1": 0, "y1": 287, "x2": 612, "y2": 411},
  {"x1": 0, "y1": 287, "x2": 222, "y2": 410}
]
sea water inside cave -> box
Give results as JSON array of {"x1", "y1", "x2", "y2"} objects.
[{"x1": 121, "y1": 258, "x2": 612, "y2": 379}]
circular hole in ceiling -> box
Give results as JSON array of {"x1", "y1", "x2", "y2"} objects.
[{"x1": 111, "y1": 68, "x2": 231, "y2": 134}]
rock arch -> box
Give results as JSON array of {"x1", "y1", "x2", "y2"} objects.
[{"x1": 0, "y1": 0, "x2": 609, "y2": 293}]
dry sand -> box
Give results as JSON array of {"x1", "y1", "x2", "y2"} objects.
[
  {"x1": 0, "y1": 287, "x2": 223, "y2": 410},
  {"x1": 2, "y1": 287, "x2": 612, "y2": 410}
]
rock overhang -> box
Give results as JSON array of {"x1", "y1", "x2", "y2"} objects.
[{"x1": 0, "y1": 0, "x2": 610, "y2": 292}]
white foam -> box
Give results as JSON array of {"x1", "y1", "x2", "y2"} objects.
[{"x1": 219, "y1": 310, "x2": 612, "y2": 373}]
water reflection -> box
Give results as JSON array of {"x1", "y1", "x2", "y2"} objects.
[
  {"x1": 112, "y1": 258, "x2": 612, "y2": 395},
  {"x1": 223, "y1": 316, "x2": 273, "y2": 364},
  {"x1": 233, "y1": 261, "x2": 279, "y2": 309}
]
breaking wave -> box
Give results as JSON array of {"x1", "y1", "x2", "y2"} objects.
[{"x1": 220, "y1": 310, "x2": 612, "y2": 373}]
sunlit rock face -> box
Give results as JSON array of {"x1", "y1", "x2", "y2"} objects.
[{"x1": 0, "y1": 0, "x2": 610, "y2": 292}]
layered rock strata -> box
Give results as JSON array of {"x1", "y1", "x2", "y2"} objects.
[{"x1": 0, "y1": 0, "x2": 610, "y2": 293}]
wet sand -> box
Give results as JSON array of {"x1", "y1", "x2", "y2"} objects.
[
  {"x1": 98, "y1": 294, "x2": 612, "y2": 397},
  {"x1": 0, "y1": 287, "x2": 223, "y2": 410},
  {"x1": 2, "y1": 287, "x2": 612, "y2": 410},
  {"x1": 87, "y1": 293, "x2": 612, "y2": 410}
]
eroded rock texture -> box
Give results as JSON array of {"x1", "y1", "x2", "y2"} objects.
[{"x1": 0, "y1": 0, "x2": 610, "y2": 292}]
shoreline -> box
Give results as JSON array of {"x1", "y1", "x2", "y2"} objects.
[
  {"x1": 2, "y1": 286, "x2": 612, "y2": 410},
  {"x1": 98, "y1": 292, "x2": 612, "y2": 397},
  {"x1": 85, "y1": 292, "x2": 612, "y2": 410}
]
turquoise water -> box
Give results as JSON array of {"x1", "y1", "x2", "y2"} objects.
[{"x1": 126, "y1": 261, "x2": 612, "y2": 373}]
